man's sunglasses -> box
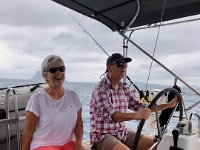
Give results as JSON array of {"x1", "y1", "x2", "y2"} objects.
[
  {"x1": 47, "y1": 66, "x2": 65, "y2": 73},
  {"x1": 115, "y1": 62, "x2": 127, "y2": 68}
]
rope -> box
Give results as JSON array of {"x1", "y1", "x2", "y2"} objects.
[{"x1": 145, "y1": 0, "x2": 167, "y2": 90}]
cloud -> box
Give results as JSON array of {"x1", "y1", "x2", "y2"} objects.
[{"x1": 0, "y1": 0, "x2": 200, "y2": 90}]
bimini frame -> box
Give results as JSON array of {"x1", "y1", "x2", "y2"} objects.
[
  {"x1": 51, "y1": 0, "x2": 200, "y2": 95},
  {"x1": 117, "y1": 0, "x2": 200, "y2": 96},
  {"x1": 118, "y1": 29, "x2": 200, "y2": 96}
]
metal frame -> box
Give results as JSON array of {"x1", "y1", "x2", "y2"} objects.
[{"x1": 118, "y1": 30, "x2": 200, "y2": 96}]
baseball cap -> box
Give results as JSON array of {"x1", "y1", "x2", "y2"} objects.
[{"x1": 106, "y1": 53, "x2": 132, "y2": 66}]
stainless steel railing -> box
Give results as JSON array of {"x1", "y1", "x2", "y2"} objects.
[{"x1": 1, "y1": 88, "x2": 21, "y2": 150}]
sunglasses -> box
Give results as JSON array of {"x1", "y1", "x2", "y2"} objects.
[
  {"x1": 47, "y1": 66, "x2": 65, "y2": 73},
  {"x1": 115, "y1": 62, "x2": 127, "y2": 68}
]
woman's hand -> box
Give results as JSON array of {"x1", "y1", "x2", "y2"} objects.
[
  {"x1": 76, "y1": 141, "x2": 88, "y2": 150},
  {"x1": 75, "y1": 141, "x2": 82, "y2": 150}
]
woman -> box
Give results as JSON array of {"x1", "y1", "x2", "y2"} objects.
[{"x1": 22, "y1": 55, "x2": 85, "y2": 150}]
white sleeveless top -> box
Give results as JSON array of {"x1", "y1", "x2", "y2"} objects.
[{"x1": 25, "y1": 88, "x2": 81, "y2": 150}]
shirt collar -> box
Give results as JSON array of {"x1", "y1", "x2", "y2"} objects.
[{"x1": 103, "y1": 75, "x2": 124, "y2": 88}]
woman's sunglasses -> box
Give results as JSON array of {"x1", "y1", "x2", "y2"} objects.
[{"x1": 47, "y1": 66, "x2": 65, "y2": 73}]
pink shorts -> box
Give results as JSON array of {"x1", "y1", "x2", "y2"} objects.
[{"x1": 33, "y1": 141, "x2": 76, "y2": 150}]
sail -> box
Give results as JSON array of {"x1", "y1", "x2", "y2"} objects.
[{"x1": 52, "y1": 0, "x2": 200, "y2": 31}]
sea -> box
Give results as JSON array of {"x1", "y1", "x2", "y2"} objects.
[{"x1": 0, "y1": 78, "x2": 200, "y2": 140}]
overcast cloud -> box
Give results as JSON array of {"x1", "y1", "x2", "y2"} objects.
[{"x1": 0, "y1": 0, "x2": 200, "y2": 90}]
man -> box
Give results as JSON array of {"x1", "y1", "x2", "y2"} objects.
[{"x1": 90, "y1": 53, "x2": 178, "y2": 150}]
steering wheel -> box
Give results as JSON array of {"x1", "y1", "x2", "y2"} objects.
[{"x1": 132, "y1": 88, "x2": 183, "y2": 150}]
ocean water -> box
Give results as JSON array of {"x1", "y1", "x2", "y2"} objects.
[
  {"x1": 1, "y1": 79, "x2": 200, "y2": 140},
  {"x1": 64, "y1": 81, "x2": 200, "y2": 140},
  {"x1": 64, "y1": 82, "x2": 94, "y2": 140}
]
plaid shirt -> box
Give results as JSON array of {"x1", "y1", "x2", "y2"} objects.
[{"x1": 90, "y1": 76, "x2": 146, "y2": 144}]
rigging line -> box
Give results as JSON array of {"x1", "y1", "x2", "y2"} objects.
[
  {"x1": 68, "y1": 13, "x2": 109, "y2": 57},
  {"x1": 117, "y1": 31, "x2": 200, "y2": 96},
  {"x1": 186, "y1": 100, "x2": 200, "y2": 111},
  {"x1": 69, "y1": 13, "x2": 137, "y2": 85},
  {"x1": 145, "y1": 0, "x2": 167, "y2": 91},
  {"x1": 69, "y1": 13, "x2": 136, "y2": 84}
]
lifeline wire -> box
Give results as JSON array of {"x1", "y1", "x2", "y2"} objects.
[{"x1": 145, "y1": 0, "x2": 167, "y2": 91}]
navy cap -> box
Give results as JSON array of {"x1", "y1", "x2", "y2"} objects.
[{"x1": 106, "y1": 53, "x2": 132, "y2": 66}]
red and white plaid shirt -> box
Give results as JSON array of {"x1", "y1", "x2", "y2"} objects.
[{"x1": 90, "y1": 76, "x2": 147, "y2": 144}]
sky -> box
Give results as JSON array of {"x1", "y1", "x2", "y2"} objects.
[{"x1": 0, "y1": 0, "x2": 200, "y2": 90}]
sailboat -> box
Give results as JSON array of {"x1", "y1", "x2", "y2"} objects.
[
  {"x1": 1, "y1": 0, "x2": 200, "y2": 149},
  {"x1": 50, "y1": 1, "x2": 200, "y2": 149}
]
